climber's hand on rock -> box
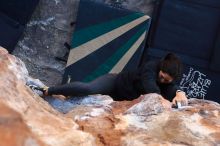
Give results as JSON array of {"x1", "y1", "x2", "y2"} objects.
[{"x1": 172, "y1": 91, "x2": 188, "y2": 108}]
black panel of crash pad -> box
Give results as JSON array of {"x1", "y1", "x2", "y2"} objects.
[
  {"x1": 0, "y1": 0, "x2": 39, "y2": 25},
  {"x1": 150, "y1": 0, "x2": 220, "y2": 61},
  {"x1": 0, "y1": 12, "x2": 24, "y2": 53},
  {"x1": 210, "y1": 28, "x2": 220, "y2": 72}
]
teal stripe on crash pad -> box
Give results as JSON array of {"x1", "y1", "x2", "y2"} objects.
[
  {"x1": 83, "y1": 26, "x2": 146, "y2": 82},
  {"x1": 71, "y1": 13, "x2": 145, "y2": 48}
]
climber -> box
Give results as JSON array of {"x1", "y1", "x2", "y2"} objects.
[{"x1": 28, "y1": 53, "x2": 188, "y2": 107}]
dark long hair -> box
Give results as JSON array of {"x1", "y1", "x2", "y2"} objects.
[{"x1": 159, "y1": 53, "x2": 183, "y2": 80}]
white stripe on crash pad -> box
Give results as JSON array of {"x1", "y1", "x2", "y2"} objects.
[
  {"x1": 66, "y1": 15, "x2": 150, "y2": 66},
  {"x1": 109, "y1": 31, "x2": 146, "y2": 73}
]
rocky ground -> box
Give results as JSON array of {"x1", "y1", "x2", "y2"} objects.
[
  {"x1": 12, "y1": 0, "x2": 156, "y2": 86},
  {"x1": 1, "y1": 47, "x2": 220, "y2": 146}
]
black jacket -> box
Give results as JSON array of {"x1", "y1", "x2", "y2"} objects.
[{"x1": 114, "y1": 60, "x2": 180, "y2": 101}]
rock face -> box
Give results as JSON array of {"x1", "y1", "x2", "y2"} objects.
[
  {"x1": 0, "y1": 102, "x2": 45, "y2": 146},
  {"x1": 1, "y1": 47, "x2": 220, "y2": 146},
  {"x1": 12, "y1": 0, "x2": 79, "y2": 86},
  {"x1": 0, "y1": 47, "x2": 95, "y2": 146}
]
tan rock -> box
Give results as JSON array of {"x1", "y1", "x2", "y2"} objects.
[
  {"x1": 119, "y1": 98, "x2": 220, "y2": 146},
  {"x1": 0, "y1": 102, "x2": 45, "y2": 146},
  {"x1": 1, "y1": 47, "x2": 220, "y2": 146},
  {"x1": 0, "y1": 47, "x2": 95, "y2": 146}
]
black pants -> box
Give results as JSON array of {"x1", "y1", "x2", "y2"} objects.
[
  {"x1": 48, "y1": 74, "x2": 117, "y2": 97},
  {"x1": 48, "y1": 73, "x2": 177, "y2": 101}
]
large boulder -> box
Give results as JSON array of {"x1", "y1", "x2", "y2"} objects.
[
  {"x1": 0, "y1": 47, "x2": 95, "y2": 146},
  {"x1": 1, "y1": 47, "x2": 220, "y2": 146}
]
